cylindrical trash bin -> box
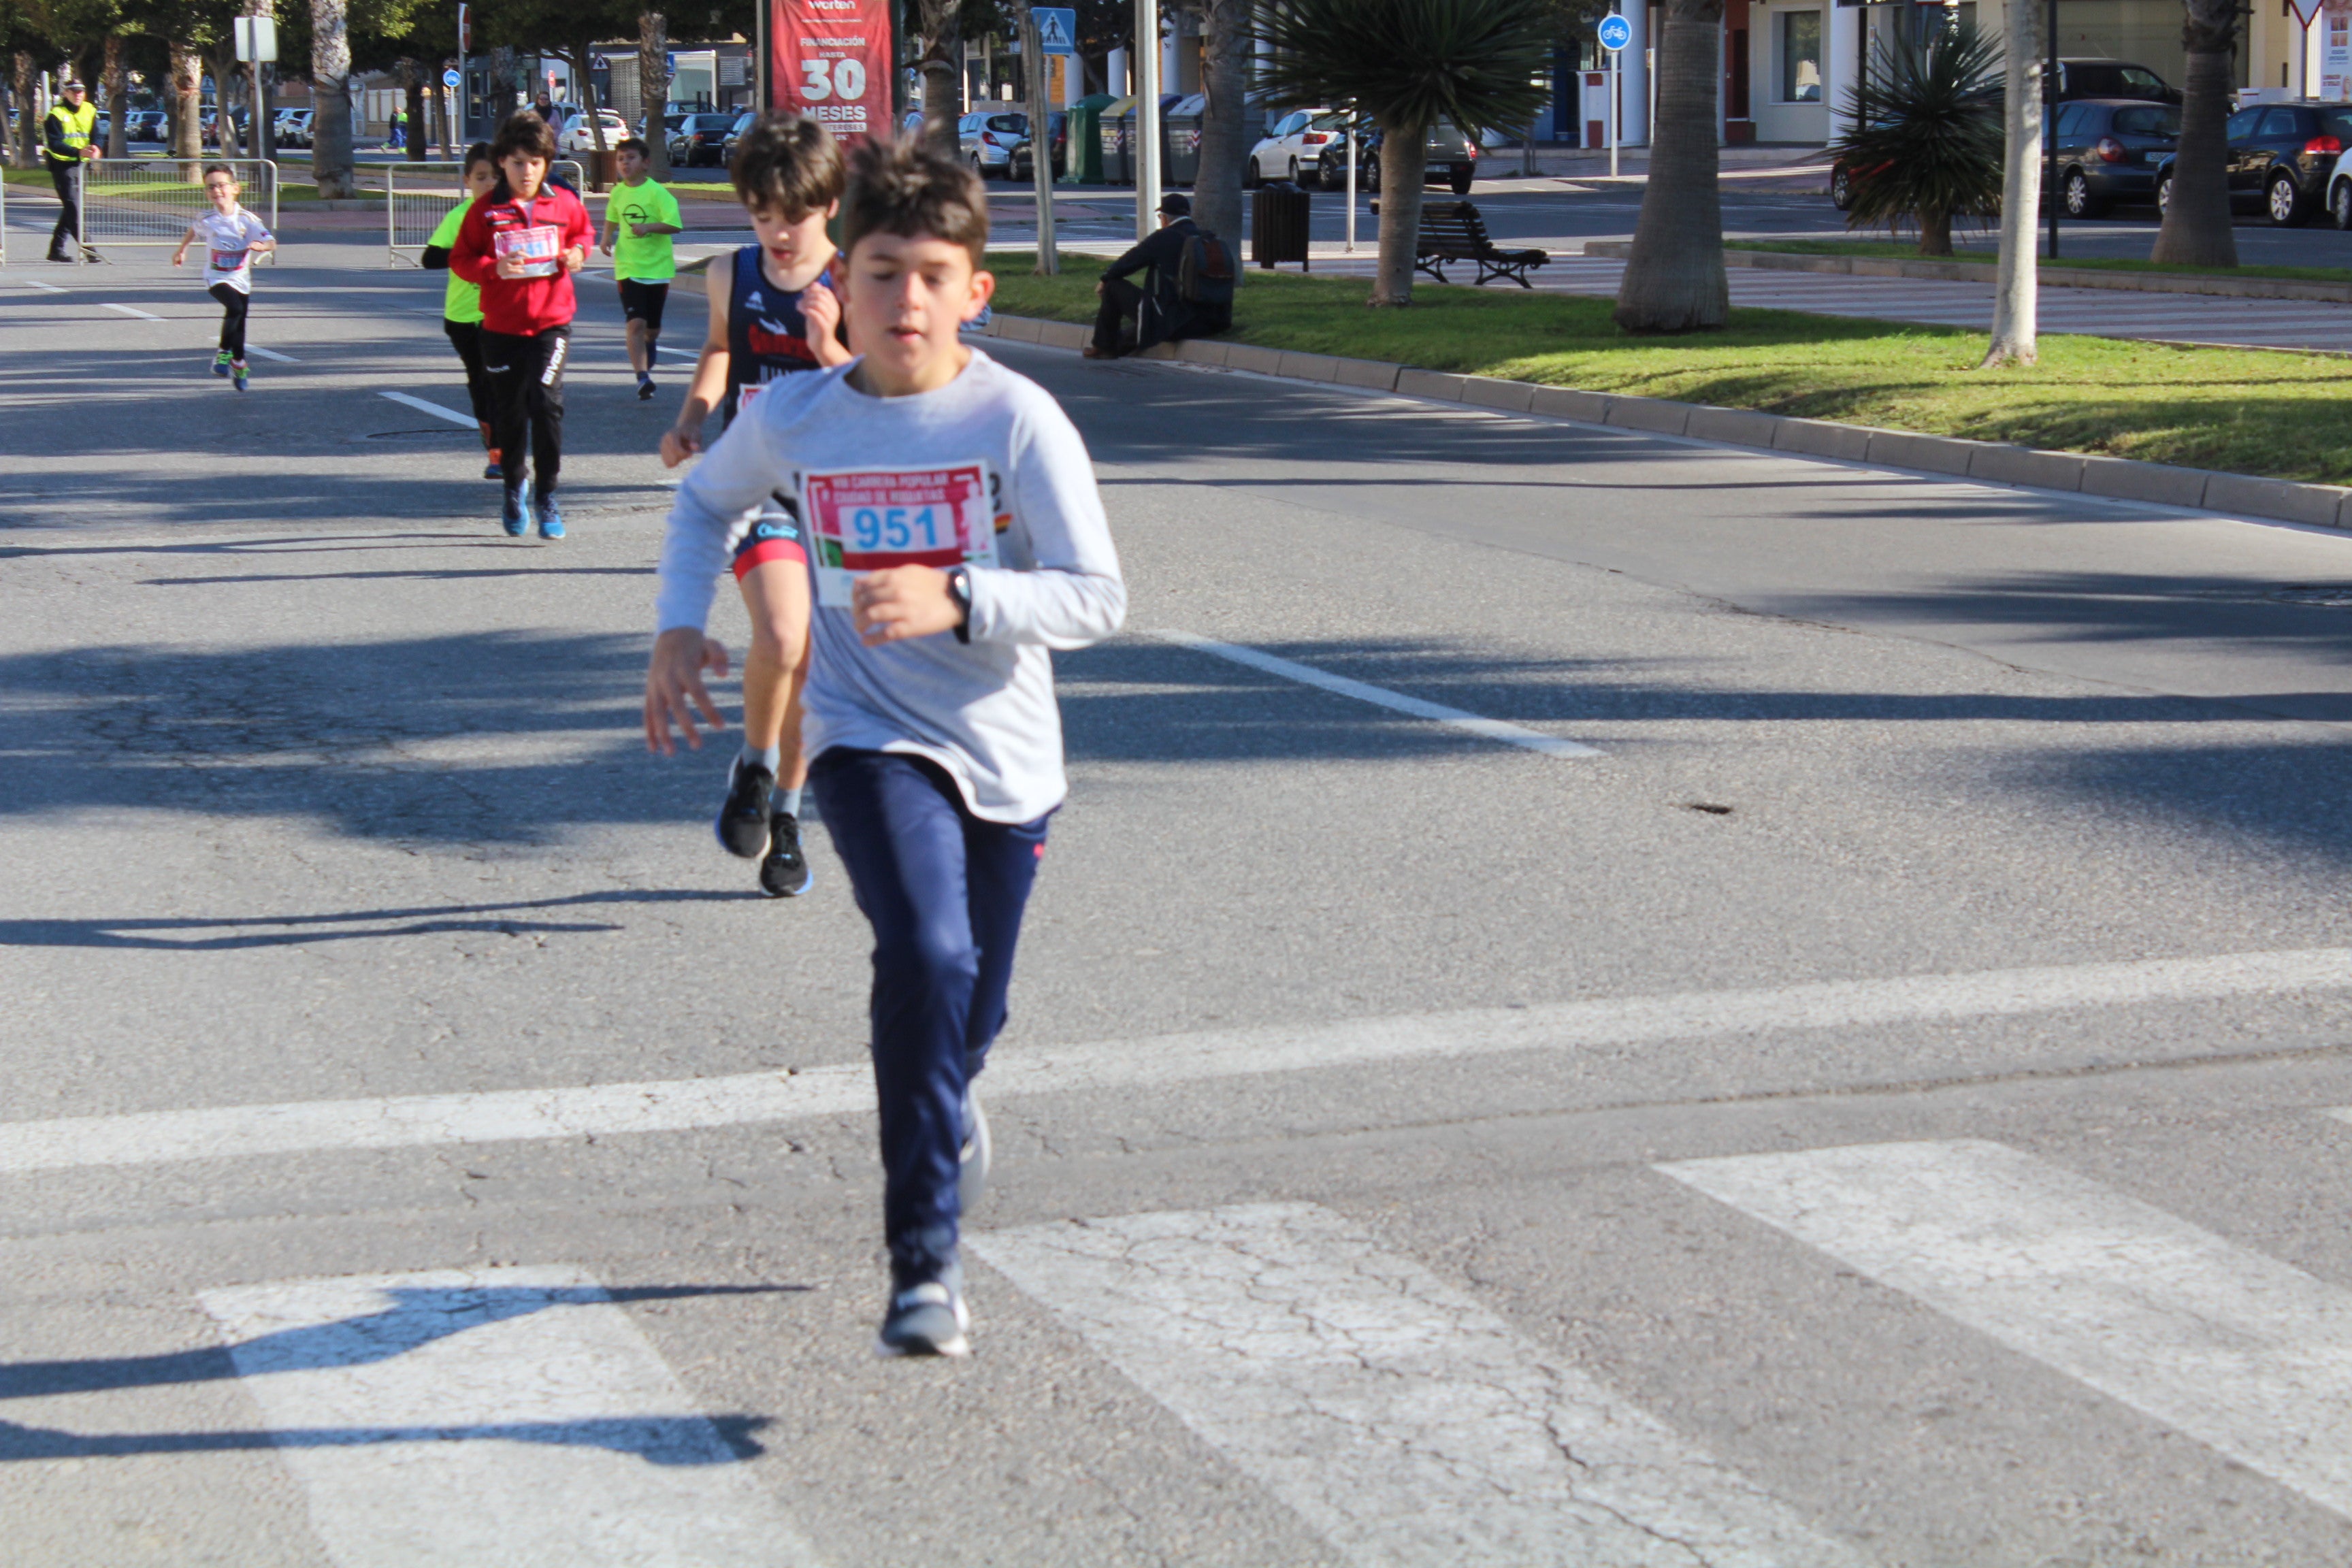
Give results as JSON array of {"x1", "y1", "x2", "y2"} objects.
[{"x1": 1252, "y1": 182, "x2": 1310, "y2": 270}]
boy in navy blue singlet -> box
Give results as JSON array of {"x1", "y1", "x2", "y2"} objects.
[{"x1": 658, "y1": 114, "x2": 852, "y2": 899}]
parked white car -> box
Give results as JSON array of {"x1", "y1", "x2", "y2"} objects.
[
  {"x1": 1246, "y1": 107, "x2": 1341, "y2": 186},
  {"x1": 2326, "y1": 146, "x2": 2352, "y2": 229},
  {"x1": 557, "y1": 110, "x2": 630, "y2": 155}
]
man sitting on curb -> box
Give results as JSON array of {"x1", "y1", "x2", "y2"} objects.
[{"x1": 1086, "y1": 192, "x2": 1229, "y2": 360}]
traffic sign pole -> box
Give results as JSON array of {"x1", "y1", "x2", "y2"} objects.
[{"x1": 1597, "y1": 14, "x2": 1631, "y2": 180}]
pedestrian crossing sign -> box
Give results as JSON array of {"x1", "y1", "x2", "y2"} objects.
[{"x1": 1034, "y1": 7, "x2": 1077, "y2": 56}]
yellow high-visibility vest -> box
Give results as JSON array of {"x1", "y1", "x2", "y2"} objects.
[{"x1": 44, "y1": 100, "x2": 97, "y2": 167}]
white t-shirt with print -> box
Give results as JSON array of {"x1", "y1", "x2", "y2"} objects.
[{"x1": 193, "y1": 208, "x2": 272, "y2": 293}]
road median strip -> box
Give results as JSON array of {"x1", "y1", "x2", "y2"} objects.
[
  {"x1": 981, "y1": 308, "x2": 2352, "y2": 532},
  {"x1": 1583, "y1": 239, "x2": 2352, "y2": 303}
]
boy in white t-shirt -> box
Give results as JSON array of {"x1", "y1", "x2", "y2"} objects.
[
  {"x1": 171, "y1": 163, "x2": 275, "y2": 393},
  {"x1": 647, "y1": 137, "x2": 1125, "y2": 1358}
]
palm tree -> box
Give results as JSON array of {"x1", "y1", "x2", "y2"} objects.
[
  {"x1": 310, "y1": 0, "x2": 357, "y2": 197},
  {"x1": 915, "y1": 0, "x2": 961, "y2": 154},
  {"x1": 1827, "y1": 20, "x2": 2002, "y2": 257},
  {"x1": 2150, "y1": 0, "x2": 2237, "y2": 268},
  {"x1": 637, "y1": 12, "x2": 670, "y2": 178},
  {"x1": 1256, "y1": 0, "x2": 1552, "y2": 306},
  {"x1": 1614, "y1": 0, "x2": 1727, "y2": 333},
  {"x1": 1190, "y1": 0, "x2": 1254, "y2": 251}
]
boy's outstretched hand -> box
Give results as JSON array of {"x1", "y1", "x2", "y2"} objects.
[
  {"x1": 852, "y1": 566, "x2": 962, "y2": 645},
  {"x1": 644, "y1": 626, "x2": 731, "y2": 753}
]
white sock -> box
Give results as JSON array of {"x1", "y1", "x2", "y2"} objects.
[
  {"x1": 742, "y1": 744, "x2": 782, "y2": 774},
  {"x1": 779, "y1": 787, "x2": 804, "y2": 818}
]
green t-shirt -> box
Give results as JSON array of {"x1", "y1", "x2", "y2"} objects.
[
  {"x1": 606, "y1": 179, "x2": 682, "y2": 282},
  {"x1": 427, "y1": 203, "x2": 482, "y2": 325}
]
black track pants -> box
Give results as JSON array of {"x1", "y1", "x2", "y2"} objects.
[
  {"x1": 208, "y1": 282, "x2": 249, "y2": 358},
  {"x1": 480, "y1": 325, "x2": 570, "y2": 499}
]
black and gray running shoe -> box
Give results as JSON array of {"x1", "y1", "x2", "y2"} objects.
[
  {"x1": 715, "y1": 758, "x2": 775, "y2": 860},
  {"x1": 758, "y1": 809, "x2": 813, "y2": 897},
  {"x1": 876, "y1": 1258, "x2": 969, "y2": 1358}
]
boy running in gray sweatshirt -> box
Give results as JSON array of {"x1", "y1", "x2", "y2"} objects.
[{"x1": 644, "y1": 137, "x2": 1125, "y2": 1357}]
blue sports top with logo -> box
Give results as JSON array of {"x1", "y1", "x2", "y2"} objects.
[{"x1": 723, "y1": 244, "x2": 836, "y2": 428}]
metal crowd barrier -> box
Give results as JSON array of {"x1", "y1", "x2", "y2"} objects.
[
  {"x1": 385, "y1": 160, "x2": 584, "y2": 267},
  {"x1": 69, "y1": 158, "x2": 280, "y2": 260}
]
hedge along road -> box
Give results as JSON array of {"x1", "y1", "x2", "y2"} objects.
[{"x1": 12, "y1": 238, "x2": 2352, "y2": 1565}]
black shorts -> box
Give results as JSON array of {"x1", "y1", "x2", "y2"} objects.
[
  {"x1": 617, "y1": 278, "x2": 669, "y2": 331},
  {"x1": 731, "y1": 506, "x2": 806, "y2": 581}
]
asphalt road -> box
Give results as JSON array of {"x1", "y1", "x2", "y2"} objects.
[{"x1": 8, "y1": 234, "x2": 2352, "y2": 1566}]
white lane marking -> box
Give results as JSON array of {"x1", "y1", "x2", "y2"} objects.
[
  {"x1": 244, "y1": 344, "x2": 299, "y2": 363},
  {"x1": 1147, "y1": 627, "x2": 1603, "y2": 759},
  {"x1": 377, "y1": 389, "x2": 478, "y2": 427},
  {"x1": 201, "y1": 1265, "x2": 822, "y2": 1567},
  {"x1": 1660, "y1": 1140, "x2": 2352, "y2": 1523},
  {"x1": 6, "y1": 946, "x2": 2352, "y2": 1173},
  {"x1": 657, "y1": 344, "x2": 699, "y2": 358},
  {"x1": 21, "y1": 279, "x2": 69, "y2": 293},
  {"x1": 974, "y1": 1204, "x2": 1863, "y2": 1567},
  {"x1": 101, "y1": 301, "x2": 163, "y2": 319}
]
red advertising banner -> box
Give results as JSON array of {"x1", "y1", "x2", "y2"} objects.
[{"x1": 770, "y1": 0, "x2": 894, "y2": 144}]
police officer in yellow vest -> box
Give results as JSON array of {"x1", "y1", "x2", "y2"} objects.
[{"x1": 44, "y1": 79, "x2": 102, "y2": 263}]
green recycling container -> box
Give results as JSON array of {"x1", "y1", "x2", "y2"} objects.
[{"x1": 1068, "y1": 93, "x2": 1115, "y2": 184}]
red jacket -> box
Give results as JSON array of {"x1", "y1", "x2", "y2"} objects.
[{"x1": 450, "y1": 182, "x2": 593, "y2": 336}]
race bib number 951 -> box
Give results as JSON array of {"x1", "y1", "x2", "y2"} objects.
[{"x1": 803, "y1": 463, "x2": 998, "y2": 608}]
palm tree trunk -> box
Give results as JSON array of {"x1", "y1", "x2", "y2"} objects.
[
  {"x1": 638, "y1": 14, "x2": 672, "y2": 178},
  {"x1": 103, "y1": 35, "x2": 127, "y2": 158},
  {"x1": 11, "y1": 54, "x2": 35, "y2": 168},
  {"x1": 209, "y1": 46, "x2": 246, "y2": 159},
  {"x1": 2150, "y1": 0, "x2": 2238, "y2": 268},
  {"x1": 1191, "y1": 0, "x2": 1252, "y2": 248},
  {"x1": 1372, "y1": 114, "x2": 1427, "y2": 306},
  {"x1": 1918, "y1": 206, "x2": 1953, "y2": 255},
  {"x1": 310, "y1": 0, "x2": 358, "y2": 198},
  {"x1": 169, "y1": 42, "x2": 203, "y2": 161},
  {"x1": 1982, "y1": 0, "x2": 2042, "y2": 365},
  {"x1": 918, "y1": 0, "x2": 963, "y2": 154},
  {"x1": 1614, "y1": 0, "x2": 1728, "y2": 333}
]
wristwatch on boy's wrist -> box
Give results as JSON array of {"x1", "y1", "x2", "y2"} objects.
[{"x1": 945, "y1": 566, "x2": 973, "y2": 644}]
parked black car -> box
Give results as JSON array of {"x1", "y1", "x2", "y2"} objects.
[
  {"x1": 2155, "y1": 101, "x2": 2352, "y2": 227},
  {"x1": 2052, "y1": 59, "x2": 2180, "y2": 105},
  {"x1": 669, "y1": 112, "x2": 736, "y2": 167},
  {"x1": 2050, "y1": 99, "x2": 2178, "y2": 216},
  {"x1": 1009, "y1": 111, "x2": 1067, "y2": 182},
  {"x1": 721, "y1": 111, "x2": 754, "y2": 164}
]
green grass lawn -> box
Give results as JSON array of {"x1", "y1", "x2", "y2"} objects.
[
  {"x1": 987, "y1": 254, "x2": 2352, "y2": 485},
  {"x1": 1727, "y1": 235, "x2": 2352, "y2": 286}
]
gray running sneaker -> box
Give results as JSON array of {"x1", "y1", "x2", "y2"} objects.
[
  {"x1": 959, "y1": 1087, "x2": 990, "y2": 1215},
  {"x1": 876, "y1": 1258, "x2": 968, "y2": 1358}
]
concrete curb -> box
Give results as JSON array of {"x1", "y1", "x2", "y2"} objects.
[
  {"x1": 1582, "y1": 238, "x2": 2352, "y2": 303},
  {"x1": 984, "y1": 312, "x2": 2352, "y2": 532}
]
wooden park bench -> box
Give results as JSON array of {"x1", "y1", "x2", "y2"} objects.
[{"x1": 1414, "y1": 201, "x2": 1549, "y2": 288}]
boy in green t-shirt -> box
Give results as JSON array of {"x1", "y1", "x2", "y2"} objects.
[
  {"x1": 600, "y1": 137, "x2": 683, "y2": 401},
  {"x1": 420, "y1": 143, "x2": 502, "y2": 478}
]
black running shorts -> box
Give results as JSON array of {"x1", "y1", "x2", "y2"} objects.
[{"x1": 617, "y1": 278, "x2": 669, "y2": 331}]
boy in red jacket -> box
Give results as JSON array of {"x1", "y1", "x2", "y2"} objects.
[{"x1": 451, "y1": 112, "x2": 592, "y2": 540}]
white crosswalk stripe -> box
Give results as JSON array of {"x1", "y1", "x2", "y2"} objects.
[
  {"x1": 975, "y1": 1203, "x2": 1863, "y2": 1568},
  {"x1": 1659, "y1": 1139, "x2": 2352, "y2": 1524},
  {"x1": 199, "y1": 1265, "x2": 824, "y2": 1567}
]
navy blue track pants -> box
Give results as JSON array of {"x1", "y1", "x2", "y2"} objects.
[{"x1": 809, "y1": 748, "x2": 1049, "y2": 1277}]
